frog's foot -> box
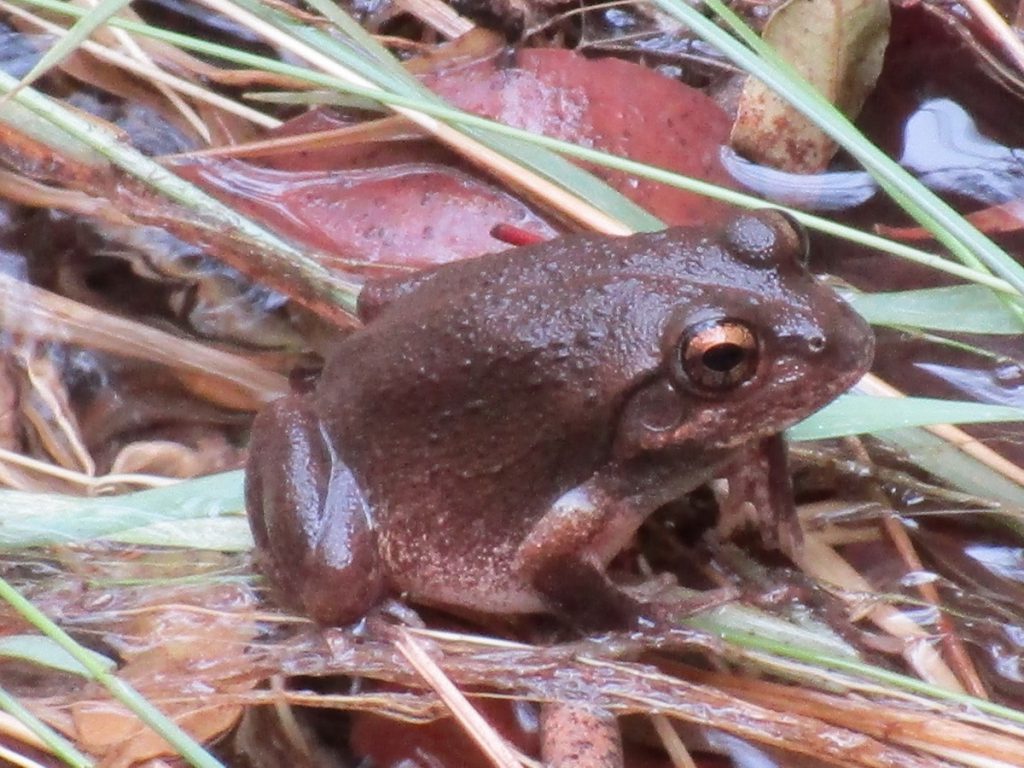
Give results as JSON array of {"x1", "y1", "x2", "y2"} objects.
[
  {"x1": 533, "y1": 556, "x2": 736, "y2": 632},
  {"x1": 619, "y1": 579, "x2": 738, "y2": 631},
  {"x1": 529, "y1": 555, "x2": 646, "y2": 630},
  {"x1": 245, "y1": 395, "x2": 384, "y2": 625}
]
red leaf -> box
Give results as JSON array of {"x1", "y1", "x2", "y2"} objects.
[{"x1": 176, "y1": 49, "x2": 737, "y2": 270}]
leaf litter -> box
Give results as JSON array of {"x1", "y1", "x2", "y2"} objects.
[{"x1": 0, "y1": 1, "x2": 1023, "y2": 767}]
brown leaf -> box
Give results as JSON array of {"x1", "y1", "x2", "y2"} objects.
[
  {"x1": 67, "y1": 584, "x2": 260, "y2": 767},
  {"x1": 177, "y1": 159, "x2": 559, "y2": 269},
  {"x1": 732, "y1": 0, "x2": 890, "y2": 172},
  {"x1": 73, "y1": 700, "x2": 243, "y2": 768}
]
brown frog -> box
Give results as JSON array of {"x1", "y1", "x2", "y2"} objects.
[{"x1": 245, "y1": 211, "x2": 873, "y2": 627}]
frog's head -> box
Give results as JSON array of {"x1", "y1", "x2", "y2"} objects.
[{"x1": 614, "y1": 210, "x2": 874, "y2": 458}]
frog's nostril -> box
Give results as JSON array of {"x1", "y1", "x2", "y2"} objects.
[
  {"x1": 806, "y1": 334, "x2": 826, "y2": 354},
  {"x1": 778, "y1": 332, "x2": 826, "y2": 355}
]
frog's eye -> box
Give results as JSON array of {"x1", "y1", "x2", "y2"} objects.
[{"x1": 674, "y1": 320, "x2": 760, "y2": 392}]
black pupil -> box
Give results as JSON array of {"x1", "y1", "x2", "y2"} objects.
[{"x1": 702, "y1": 343, "x2": 746, "y2": 372}]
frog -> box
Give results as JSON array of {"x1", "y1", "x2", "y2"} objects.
[{"x1": 244, "y1": 210, "x2": 874, "y2": 627}]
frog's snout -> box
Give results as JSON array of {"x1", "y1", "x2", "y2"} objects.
[
  {"x1": 816, "y1": 301, "x2": 875, "y2": 392},
  {"x1": 837, "y1": 301, "x2": 875, "y2": 370},
  {"x1": 777, "y1": 297, "x2": 874, "y2": 385}
]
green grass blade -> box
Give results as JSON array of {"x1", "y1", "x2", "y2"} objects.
[
  {"x1": 790, "y1": 394, "x2": 1024, "y2": 441},
  {"x1": 299, "y1": 0, "x2": 415, "y2": 79},
  {"x1": 0, "y1": 635, "x2": 115, "y2": 676},
  {"x1": 0, "y1": 471, "x2": 243, "y2": 549},
  {"x1": 686, "y1": 603, "x2": 858, "y2": 660},
  {"x1": 878, "y1": 427, "x2": 1024, "y2": 508},
  {"x1": 295, "y1": 0, "x2": 433, "y2": 87},
  {"x1": 847, "y1": 285, "x2": 1024, "y2": 333},
  {"x1": 717, "y1": 628, "x2": 1024, "y2": 726},
  {"x1": 0, "y1": 577, "x2": 227, "y2": 768},
  {"x1": 111, "y1": 516, "x2": 253, "y2": 551},
  {"x1": 0, "y1": 685, "x2": 94, "y2": 768},
  {"x1": 0, "y1": 88, "x2": 108, "y2": 166},
  {"x1": 5, "y1": 0, "x2": 132, "y2": 98}
]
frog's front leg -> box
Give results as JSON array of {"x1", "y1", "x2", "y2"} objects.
[
  {"x1": 717, "y1": 435, "x2": 802, "y2": 558},
  {"x1": 245, "y1": 395, "x2": 384, "y2": 625},
  {"x1": 514, "y1": 457, "x2": 726, "y2": 629}
]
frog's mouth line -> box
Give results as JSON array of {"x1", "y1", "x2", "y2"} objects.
[
  {"x1": 670, "y1": 361, "x2": 872, "y2": 451},
  {"x1": 751, "y1": 364, "x2": 873, "y2": 443}
]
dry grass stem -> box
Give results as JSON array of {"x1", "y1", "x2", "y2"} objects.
[
  {"x1": 84, "y1": 0, "x2": 211, "y2": 142},
  {"x1": 798, "y1": 534, "x2": 963, "y2": 692},
  {"x1": 958, "y1": 0, "x2": 1024, "y2": 72},
  {"x1": 859, "y1": 373, "x2": 1024, "y2": 488},
  {"x1": 396, "y1": 629, "x2": 528, "y2": 768},
  {"x1": 837, "y1": 436, "x2": 989, "y2": 699},
  {"x1": 395, "y1": 0, "x2": 475, "y2": 37},
  {"x1": 0, "y1": 445, "x2": 178, "y2": 491},
  {"x1": 650, "y1": 713, "x2": 698, "y2": 768},
  {"x1": 18, "y1": 349, "x2": 94, "y2": 475},
  {"x1": 267, "y1": 675, "x2": 317, "y2": 760},
  {"x1": 880, "y1": 516, "x2": 988, "y2": 698},
  {"x1": 0, "y1": 742, "x2": 48, "y2": 768},
  {"x1": 0, "y1": 712, "x2": 48, "y2": 751},
  {"x1": 0, "y1": 168, "x2": 134, "y2": 223},
  {"x1": 405, "y1": 627, "x2": 533, "y2": 650},
  {"x1": 798, "y1": 500, "x2": 886, "y2": 545},
  {"x1": 165, "y1": 115, "x2": 418, "y2": 161},
  {"x1": 0, "y1": 273, "x2": 288, "y2": 405},
  {"x1": 577, "y1": 657, "x2": 948, "y2": 768},
  {"x1": 0, "y1": 0, "x2": 281, "y2": 129},
  {"x1": 685, "y1": 667, "x2": 1024, "y2": 767}
]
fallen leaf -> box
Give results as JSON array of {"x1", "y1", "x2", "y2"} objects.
[
  {"x1": 178, "y1": 48, "x2": 738, "y2": 268},
  {"x1": 69, "y1": 583, "x2": 259, "y2": 767},
  {"x1": 732, "y1": 0, "x2": 890, "y2": 172},
  {"x1": 425, "y1": 48, "x2": 737, "y2": 227},
  {"x1": 180, "y1": 159, "x2": 557, "y2": 268}
]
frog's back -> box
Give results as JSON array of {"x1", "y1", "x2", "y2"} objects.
[
  {"x1": 323, "y1": 234, "x2": 672, "y2": 503},
  {"x1": 325, "y1": 229, "x2": 719, "y2": 476}
]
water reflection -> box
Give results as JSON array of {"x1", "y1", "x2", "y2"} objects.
[
  {"x1": 725, "y1": 96, "x2": 1024, "y2": 211},
  {"x1": 900, "y1": 98, "x2": 1024, "y2": 205}
]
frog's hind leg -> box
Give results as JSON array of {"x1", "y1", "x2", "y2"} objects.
[{"x1": 246, "y1": 395, "x2": 384, "y2": 625}]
